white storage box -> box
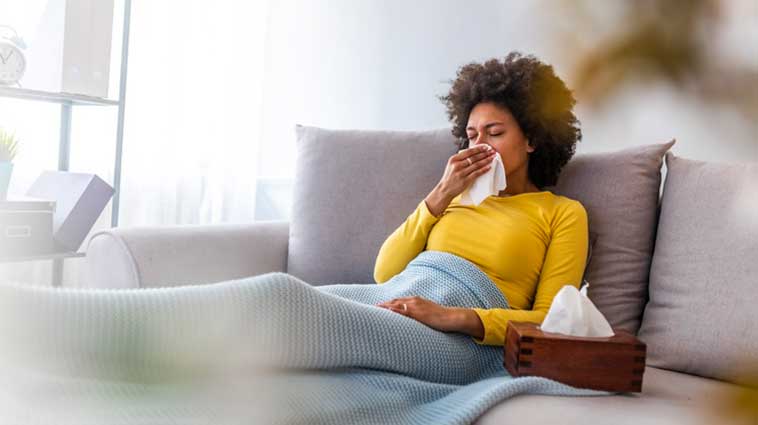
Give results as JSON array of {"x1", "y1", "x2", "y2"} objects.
[{"x1": 0, "y1": 197, "x2": 56, "y2": 257}]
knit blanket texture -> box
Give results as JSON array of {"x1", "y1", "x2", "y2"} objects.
[{"x1": 0, "y1": 250, "x2": 611, "y2": 424}]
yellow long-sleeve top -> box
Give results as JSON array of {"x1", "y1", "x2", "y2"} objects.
[{"x1": 373, "y1": 191, "x2": 589, "y2": 346}]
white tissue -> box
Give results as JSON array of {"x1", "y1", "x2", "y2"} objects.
[
  {"x1": 459, "y1": 151, "x2": 507, "y2": 206},
  {"x1": 539, "y1": 284, "x2": 615, "y2": 337}
]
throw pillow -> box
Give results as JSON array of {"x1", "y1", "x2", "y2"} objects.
[
  {"x1": 637, "y1": 153, "x2": 758, "y2": 386},
  {"x1": 546, "y1": 140, "x2": 676, "y2": 333}
]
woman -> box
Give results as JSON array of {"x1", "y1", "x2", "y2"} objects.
[{"x1": 375, "y1": 52, "x2": 589, "y2": 346}]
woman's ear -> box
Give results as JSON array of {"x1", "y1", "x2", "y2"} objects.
[{"x1": 526, "y1": 140, "x2": 535, "y2": 153}]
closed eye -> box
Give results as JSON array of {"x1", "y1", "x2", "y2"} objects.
[{"x1": 468, "y1": 132, "x2": 503, "y2": 140}]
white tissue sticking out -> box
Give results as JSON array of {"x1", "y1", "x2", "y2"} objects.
[
  {"x1": 460, "y1": 151, "x2": 507, "y2": 206},
  {"x1": 539, "y1": 284, "x2": 615, "y2": 337}
]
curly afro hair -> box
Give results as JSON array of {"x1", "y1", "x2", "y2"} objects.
[{"x1": 439, "y1": 52, "x2": 581, "y2": 189}]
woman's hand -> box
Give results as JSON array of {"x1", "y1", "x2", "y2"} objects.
[
  {"x1": 376, "y1": 296, "x2": 485, "y2": 339},
  {"x1": 425, "y1": 144, "x2": 496, "y2": 216}
]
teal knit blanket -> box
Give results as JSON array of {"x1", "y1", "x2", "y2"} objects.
[{"x1": 0, "y1": 250, "x2": 611, "y2": 424}]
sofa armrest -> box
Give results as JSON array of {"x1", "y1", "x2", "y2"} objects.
[{"x1": 81, "y1": 221, "x2": 289, "y2": 289}]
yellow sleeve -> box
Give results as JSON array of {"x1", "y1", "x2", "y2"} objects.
[
  {"x1": 471, "y1": 201, "x2": 589, "y2": 346},
  {"x1": 373, "y1": 199, "x2": 442, "y2": 284}
]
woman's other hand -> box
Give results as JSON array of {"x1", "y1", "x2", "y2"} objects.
[
  {"x1": 376, "y1": 296, "x2": 485, "y2": 339},
  {"x1": 425, "y1": 144, "x2": 496, "y2": 217}
]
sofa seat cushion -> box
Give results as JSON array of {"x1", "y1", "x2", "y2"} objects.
[{"x1": 476, "y1": 366, "x2": 757, "y2": 425}]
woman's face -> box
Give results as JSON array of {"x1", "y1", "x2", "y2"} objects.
[{"x1": 465, "y1": 102, "x2": 534, "y2": 179}]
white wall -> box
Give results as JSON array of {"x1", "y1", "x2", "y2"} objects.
[{"x1": 258, "y1": 0, "x2": 757, "y2": 185}]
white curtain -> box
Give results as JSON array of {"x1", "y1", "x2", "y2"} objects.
[{"x1": 118, "y1": 0, "x2": 271, "y2": 226}]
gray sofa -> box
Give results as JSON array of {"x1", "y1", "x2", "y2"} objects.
[{"x1": 83, "y1": 126, "x2": 758, "y2": 424}]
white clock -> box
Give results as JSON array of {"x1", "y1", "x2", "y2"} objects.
[{"x1": 0, "y1": 26, "x2": 26, "y2": 86}]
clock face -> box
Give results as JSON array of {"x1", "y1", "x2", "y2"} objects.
[{"x1": 0, "y1": 41, "x2": 25, "y2": 85}]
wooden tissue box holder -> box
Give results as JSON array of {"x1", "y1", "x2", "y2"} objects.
[{"x1": 504, "y1": 321, "x2": 647, "y2": 393}]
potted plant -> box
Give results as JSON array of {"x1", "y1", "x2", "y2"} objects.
[{"x1": 0, "y1": 127, "x2": 20, "y2": 200}]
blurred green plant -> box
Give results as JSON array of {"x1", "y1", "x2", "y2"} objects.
[
  {"x1": 0, "y1": 127, "x2": 20, "y2": 162},
  {"x1": 554, "y1": 0, "x2": 758, "y2": 121}
]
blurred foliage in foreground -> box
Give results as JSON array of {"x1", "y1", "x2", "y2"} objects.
[
  {"x1": 556, "y1": 0, "x2": 758, "y2": 122},
  {"x1": 704, "y1": 371, "x2": 758, "y2": 424}
]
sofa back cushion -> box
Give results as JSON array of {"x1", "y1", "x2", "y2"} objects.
[
  {"x1": 637, "y1": 153, "x2": 758, "y2": 386},
  {"x1": 288, "y1": 124, "x2": 673, "y2": 316},
  {"x1": 287, "y1": 125, "x2": 458, "y2": 284},
  {"x1": 546, "y1": 140, "x2": 675, "y2": 334}
]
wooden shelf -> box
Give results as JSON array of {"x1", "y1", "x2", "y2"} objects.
[
  {"x1": 0, "y1": 250, "x2": 85, "y2": 264},
  {"x1": 0, "y1": 86, "x2": 118, "y2": 106}
]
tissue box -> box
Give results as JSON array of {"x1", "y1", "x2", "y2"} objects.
[{"x1": 504, "y1": 321, "x2": 646, "y2": 393}]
